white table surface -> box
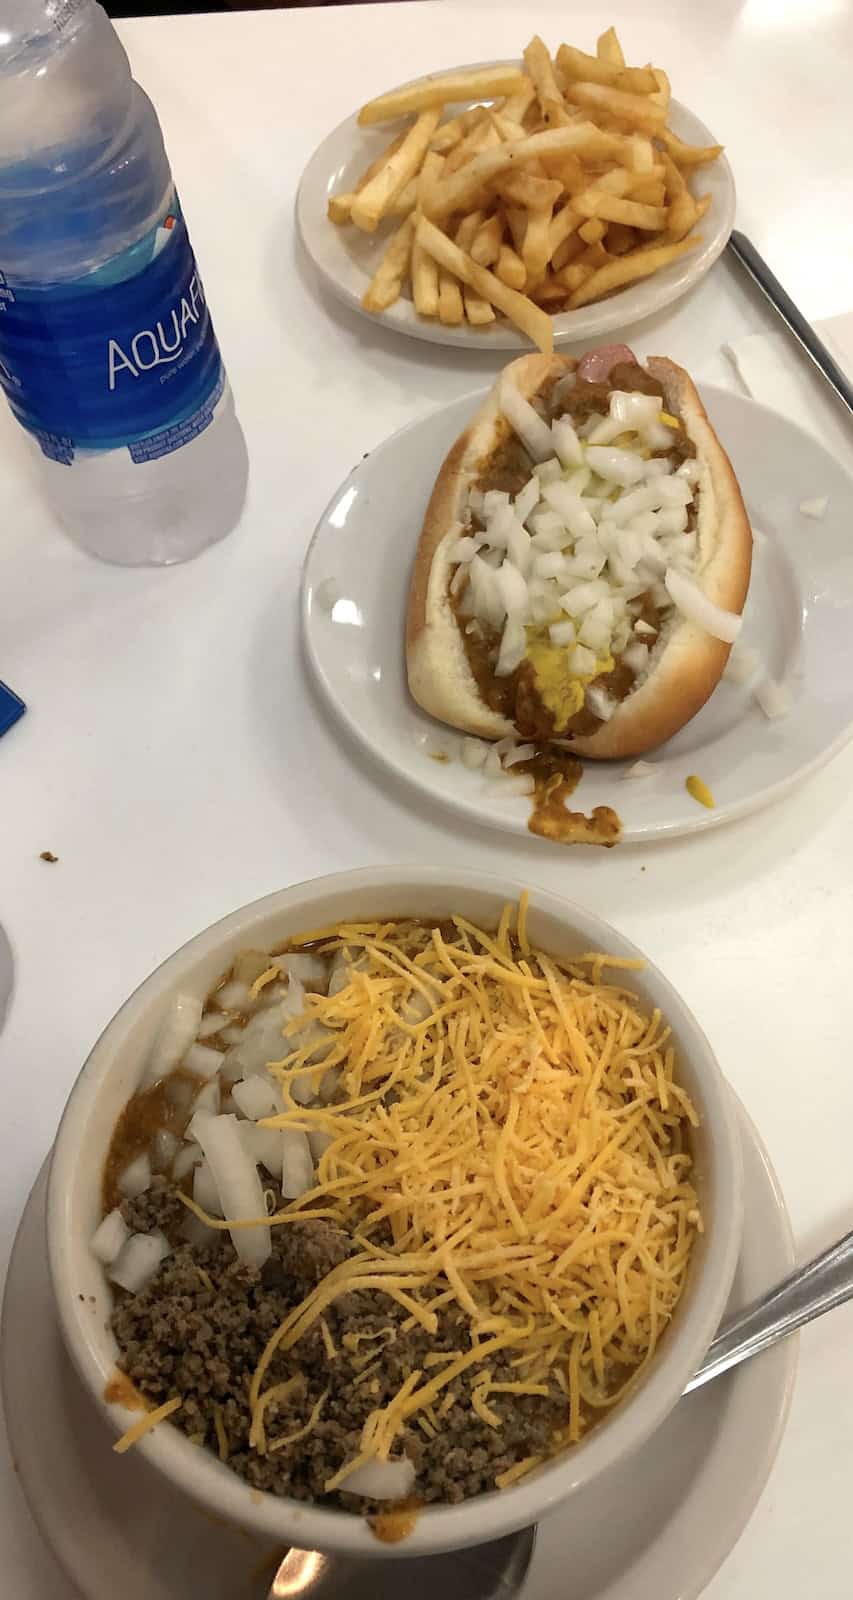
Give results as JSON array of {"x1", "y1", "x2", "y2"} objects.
[{"x1": 1, "y1": 3, "x2": 852, "y2": 1595}]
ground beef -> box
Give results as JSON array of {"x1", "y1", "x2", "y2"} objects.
[{"x1": 111, "y1": 1183, "x2": 567, "y2": 1510}]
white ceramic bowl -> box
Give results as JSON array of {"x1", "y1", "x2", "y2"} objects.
[{"x1": 48, "y1": 867, "x2": 743, "y2": 1559}]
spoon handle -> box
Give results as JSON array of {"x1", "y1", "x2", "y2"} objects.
[{"x1": 686, "y1": 1227, "x2": 853, "y2": 1392}]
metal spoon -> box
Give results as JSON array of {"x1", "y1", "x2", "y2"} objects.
[{"x1": 269, "y1": 1227, "x2": 853, "y2": 1597}]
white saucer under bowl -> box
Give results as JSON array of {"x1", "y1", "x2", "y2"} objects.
[{"x1": 1, "y1": 1102, "x2": 795, "y2": 1600}]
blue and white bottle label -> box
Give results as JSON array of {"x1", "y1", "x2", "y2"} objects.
[{"x1": 0, "y1": 195, "x2": 224, "y2": 464}]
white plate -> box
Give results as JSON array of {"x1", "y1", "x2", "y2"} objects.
[
  {"x1": 295, "y1": 63, "x2": 735, "y2": 351},
  {"x1": 1, "y1": 1106, "x2": 795, "y2": 1600},
  {"x1": 302, "y1": 386, "x2": 853, "y2": 844}
]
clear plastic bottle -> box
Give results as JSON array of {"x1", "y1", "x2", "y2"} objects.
[{"x1": 0, "y1": 0, "x2": 248, "y2": 565}]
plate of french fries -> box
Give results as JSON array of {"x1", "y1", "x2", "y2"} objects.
[{"x1": 296, "y1": 28, "x2": 734, "y2": 353}]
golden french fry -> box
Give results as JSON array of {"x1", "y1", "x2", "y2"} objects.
[
  {"x1": 596, "y1": 26, "x2": 625, "y2": 68},
  {"x1": 547, "y1": 201, "x2": 581, "y2": 259},
  {"x1": 660, "y1": 152, "x2": 696, "y2": 239},
  {"x1": 495, "y1": 243, "x2": 527, "y2": 290},
  {"x1": 463, "y1": 285, "x2": 496, "y2": 324},
  {"x1": 361, "y1": 215, "x2": 416, "y2": 311},
  {"x1": 578, "y1": 240, "x2": 611, "y2": 269},
  {"x1": 557, "y1": 45, "x2": 656, "y2": 94},
  {"x1": 416, "y1": 216, "x2": 553, "y2": 352},
  {"x1": 573, "y1": 190, "x2": 668, "y2": 230},
  {"x1": 437, "y1": 268, "x2": 464, "y2": 325},
  {"x1": 430, "y1": 107, "x2": 488, "y2": 154},
  {"x1": 659, "y1": 128, "x2": 724, "y2": 166},
  {"x1": 416, "y1": 148, "x2": 445, "y2": 219},
  {"x1": 522, "y1": 203, "x2": 557, "y2": 283},
  {"x1": 455, "y1": 210, "x2": 485, "y2": 252},
  {"x1": 578, "y1": 218, "x2": 606, "y2": 245},
  {"x1": 443, "y1": 115, "x2": 499, "y2": 175},
  {"x1": 496, "y1": 173, "x2": 563, "y2": 212},
  {"x1": 505, "y1": 206, "x2": 528, "y2": 255},
  {"x1": 567, "y1": 233, "x2": 702, "y2": 307},
  {"x1": 552, "y1": 231, "x2": 582, "y2": 272},
  {"x1": 471, "y1": 213, "x2": 504, "y2": 266},
  {"x1": 559, "y1": 262, "x2": 594, "y2": 292},
  {"x1": 537, "y1": 150, "x2": 586, "y2": 188},
  {"x1": 532, "y1": 274, "x2": 570, "y2": 305},
  {"x1": 327, "y1": 193, "x2": 357, "y2": 225},
  {"x1": 358, "y1": 66, "x2": 529, "y2": 126},
  {"x1": 649, "y1": 68, "x2": 671, "y2": 109},
  {"x1": 489, "y1": 110, "x2": 527, "y2": 142},
  {"x1": 563, "y1": 80, "x2": 666, "y2": 133},
  {"x1": 411, "y1": 237, "x2": 439, "y2": 317},
  {"x1": 351, "y1": 109, "x2": 441, "y2": 232},
  {"x1": 629, "y1": 179, "x2": 666, "y2": 206},
  {"x1": 425, "y1": 122, "x2": 624, "y2": 221},
  {"x1": 328, "y1": 132, "x2": 408, "y2": 222},
  {"x1": 626, "y1": 134, "x2": 655, "y2": 172},
  {"x1": 502, "y1": 80, "x2": 537, "y2": 123},
  {"x1": 524, "y1": 35, "x2": 572, "y2": 126},
  {"x1": 387, "y1": 177, "x2": 419, "y2": 217},
  {"x1": 604, "y1": 221, "x2": 638, "y2": 255}
]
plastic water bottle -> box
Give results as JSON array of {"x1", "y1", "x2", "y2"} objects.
[{"x1": 0, "y1": 0, "x2": 248, "y2": 565}]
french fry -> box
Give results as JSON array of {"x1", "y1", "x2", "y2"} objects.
[
  {"x1": 489, "y1": 111, "x2": 527, "y2": 143},
  {"x1": 455, "y1": 211, "x2": 485, "y2": 252},
  {"x1": 502, "y1": 80, "x2": 537, "y2": 123},
  {"x1": 596, "y1": 26, "x2": 625, "y2": 68},
  {"x1": 563, "y1": 80, "x2": 667, "y2": 134},
  {"x1": 573, "y1": 191, "x2": 668, "y2": 230},
  {"x1": 523, "y1": 203, "x2": 557, "y2": 284},
  {"x1": 351, "y1": 108, "x2": 441, "y2": 231},
  {"x1": 425, "y1": 122, "x2": 623, "y2": 221},
  {"x1": 558, "y1": 45, "x2": 656, "y2": 94},
  {"x1": 577, "y1": 240, "x2": 611, "y2": 269},
  {"x1": 444, "y1": 115, "x2": 499, "y2": 175},
  {"x1": 547, "y1": 201, "x2": 581, "y2": 261},
  {"x1": 604, "y1": 221, "x2": 638, "y2": 255},
  {"x1": 463, "y1": 289, "x2": 496, "y2": 325},
  {"x1": 496, "y1": 173, "x2": 563, "y2": 212},
  {"x1": 327, "y1": 193, "x2": 358, "y2": 225},
  {"x1": 358, "y1": 66, "x2": 529, "y2": 126},
  {"x1": 649, "y1": 68, "x2": 671, "y2": 110},
  {"x1": 437, "y1": 268, "x2": 464, "y2": 325},
  {"x1": 495, "y1": 243, "x2": 527, "y2": 290},
  {"x1": 387, "y1": 177, "x2": 419, "y2": 217},
  {"x1": 552, "y1": 231, "x2": 583, "y2": 272},
  {"x1": 626, "y1": 134, "x2": 655, "y2": 172},
  {"x1": 416, "y1": 216, "x2": 554, "y2": 352},
  {"x1": 661, "y1": 152, "x2": 696, "y2": 239},
  {"x1": 524, "y1": 35, "x2": 572, "y2": 126},
  {"x1": 430, "y1": 107, "x2": 488, "y2": 154},
  {"x1": 537, "y1": 151, "x2": 586, "y2": 189},
  {"x1": 629, "y1": 179, "x2": 666, "y2": 207},
  {"x1": 411, "y1": 237, "x2": 439, "y2": 317},
  {"x1": 659, "y1": 128, "x2": 724, "y2": 166},
  {"x1": 578, "y1": 218, "x2": 606, "y2": 245},
  {"x1": 416, "y1": 148, "x2": 445, "y2": 219},
  {"x1": 505, "y1": 207, "x2": 528, "y2": 255},
  {"x1": 361, "y1": 215, "x2": 416, "y2": 311},
  {"x1": 328, "y1": 131, "x2": 408, "y2": 222},
  {"x1": 532, "y1": 274, "x2": 571, "y2": 305},
  {"x1": 471, "y1": 213, "x2": 504, "y2": 267},
  {"x1": 559, "y1": 262, "x2": 594, "y2": 293},
  {"x1": 567, "y1": 233, "x2": 702, "y2": 307}
]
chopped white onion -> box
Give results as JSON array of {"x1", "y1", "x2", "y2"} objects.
[
  {"x1": 676, "y1": 459, "x2": 701, "y2": 483},
  {"x1": 754, "y1": 675, "x2": 792, "y2": 719},
  {"x1": 118, "y1": 1152, "x2": 152, "y2": 1200},
  {"x1": 240, "y1": 1122, "x2": 283, "y2": 1177},
  {"x1": 290, "y1": 1071, "x2": 317, "y2": 1107},
  {"x1": 551, "y1": 415, "x2": 583, "y2": 468},
  {"x1": 549, "y1": 620, "x2": 576, "y2": 647},
  {"x1": 184, "y1": 1041, "x2": 225, "y2": 1080},
  {"x1": 194, "y1": 1160, "x2": 224, "y2": 1217},
  {"x1": 197, "y1": 1011, "x2": 225, "y2": 1041},
  {"x1": 490, "y1": 774, "x2": 536, "y2": 797},
  {"x1": 484, "y1": 745, "x2": 504, "y2": 779},
  {"x1": 578, "y1": 615, "x2": 611, "y2": 654},
  {"x1": 91, "y1": 1208, "x2": 130, "y2": 1266},
  {"x1": 447, "y1": 535, "x2": 482, "y2": 563},
  {"x1": 541, "y1": 480, "x2": 597, "y2": 540},
  {"x1": 584, "y1": 445, "x2": 646, "y2": 486},
  {"x1": 570, "y1": 643, "x2": 597, "y2": 676},
  {"x1": 495, "y1": 561, "x2": 529, "y2": 618},
  {"x1": 152, "y1": 1128, "x2": 180, "y2": 1172},
  {"x1": 495, "y1": 617, "x2": 527, "y2": 677},
  {"x1": 461, "y1": 737, "x2": 489, "y2": 770},
  {"x1": 308, "y1": 1129, "x2": 334, "y2": 1165},
  {"x1": 282, "y1": 1128, "x2": 315, "y2": 1199},
  {"x1": 193, "y1": 1078, "x2": 221, "y2": 1117},
  {"x1": 585, "y1": 685, "x2": 617, "y2": 721},
  {"x1": 339, "y1": 1456, "x2": 416, "y2": 1501},
  {"x1": 216, "y1": 980, "x2": 253, "y2": 1013},
  {"x1": 623, "y1": 760, "x2": 657, "y2": 779},
  {"x1": 482, "y1": 489, "x2": 510, "y2": 520},
  {"x1": 559, "y1": 579, "x2": 609, "y2": 617},
  {"x1": 499, "y1": 378, "x2": 555, "y2": 461},
  {"x1": 514, "y1": 476, "x2": 541, "y2": 524},
  {"x1": 664, "y1": 569, "x2": 742, "y2": 643},
  {"x1": 533, "y1": 551, "x2": 568, "y2": 580},
  {"x1": 189, "y1": 1111, "x2": 270, "y2": 1267},
  {"x1": 799, "y1": 497, "x2": 828, "y2": 519},
  {"x1": 275, "y1": 953, "x2": 330, "y2": 992},
  {"x1": 172, "y1": 1142, "x2": 203, "y2": 1182},
  {"x1": 609, "y1": 390, "x2": 661, "y2": 430},
  {"x1": 144, "y1": 993, "x2": 203, "y2": 1085},
  {"x1": 502, "y1": 743, "x2": 536, "y2": 768},
  {"x1": 621, "y1": 641, "x2": 650, "y2": 675},
  {"x1": 232, "y1": 1076, "x2": 282, "y2": 1122},
  {"x1": 109, "y1": 1230, "x2": 170, "y2": 1295},
  {"x1": 634, "y1": 619, "x2": 657, "y2": 637}
]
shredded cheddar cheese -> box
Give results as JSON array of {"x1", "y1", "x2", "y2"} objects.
[
  {"x1": 113, "y1": 1395, "x2": 183, "y2": 1454},
  {"x1": 218, "y1": 900, "x2": 702, "y2": 1480}
]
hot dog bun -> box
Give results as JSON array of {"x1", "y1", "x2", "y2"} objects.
[{"x1": 406, "y1": 353, "x2": 752, "y2": 760}]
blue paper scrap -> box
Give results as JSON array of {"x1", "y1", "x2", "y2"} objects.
[{"x1": 0, "y1": 681, "x2": 26, "y2": 738}]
